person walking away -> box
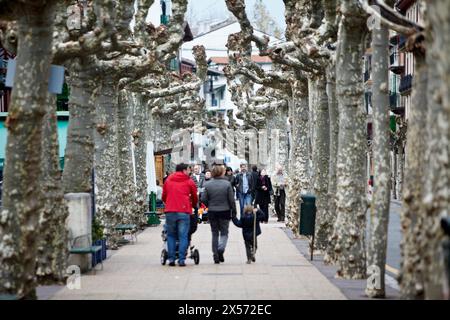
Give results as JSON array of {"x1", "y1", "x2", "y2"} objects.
[
  {"x1": 272, "y1": 166, "x2": 286, "y2": 222},
  {"x1": 232, "y1": 205, "x2": 265, "y2": 264},
  {"x1": 255, "y1": 169, "x2": 273, "y2": 223},
  {"x1": 235, "y1": 163, "x2": 255, "y2": 217},
  {"x1": 201, "y1": 164, "x2": 236, "y2": 264},
  {"x1": 162, "y1": 163, "x2": 198, "y2": 266}
]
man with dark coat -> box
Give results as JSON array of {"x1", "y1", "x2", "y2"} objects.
[{"x1": 234, "y1": 163, "x2": 255, "y2": 217}]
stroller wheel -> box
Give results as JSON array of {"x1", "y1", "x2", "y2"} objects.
[
  {"x1": 161, "y1": 249, "x2": 168, "y2": 265},
  {"x1": 193, "y1": 249, "x2": 200, "y2": 265}
]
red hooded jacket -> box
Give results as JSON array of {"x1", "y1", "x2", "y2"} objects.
[{"x1": 162, "y1": 172, "x2": 198, "y2": 214}]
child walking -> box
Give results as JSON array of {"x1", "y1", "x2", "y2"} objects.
[{"x1": 232, "y1": 205, "x2": 265, "y2": 264}]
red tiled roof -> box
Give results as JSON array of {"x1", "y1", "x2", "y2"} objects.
[{"x1": 210, "y1": 55, "x2": 272, "y2": 65}]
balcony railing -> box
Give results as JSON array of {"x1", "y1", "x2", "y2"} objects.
[
  {"x1": 389, "y1": 92, "x2": 398, "y2": 108},
  {"x1": 399, "y1": 74, "x2": 413, "y2": 93}
]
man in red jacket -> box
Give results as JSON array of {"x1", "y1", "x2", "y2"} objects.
[{"x1": 162, "y1": 163, "x2": 198, "y2": 266}]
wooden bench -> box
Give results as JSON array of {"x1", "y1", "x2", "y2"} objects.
[
  {"x1": 114, "y1": 224, "x2": 138, "y2": 243},
  {"x1": 69, "y1": 234, "x2": 103, "y2": 274}
]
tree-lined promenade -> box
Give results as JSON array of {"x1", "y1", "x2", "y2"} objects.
[{"x1": 0, "y1": 0, "x2": 449, "y2": 300}]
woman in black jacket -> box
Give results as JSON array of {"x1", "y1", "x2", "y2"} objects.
[{"x1": 254, "y1": 169, "x2": 273, "y2": 223}]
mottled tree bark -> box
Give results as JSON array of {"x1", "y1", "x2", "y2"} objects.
[
  {"x1": 0, "y1": 2, "x2": 56, "y2": 298},
  {"x1": 399, "y1": 55, "x2": 427, "y2": 299},
  {"x1": 62, "y1": 67, "x2": 96, "y2": 193},
  {"x1": 117, "y1": 90, "x2": 139, "y2": 225},
  {"x1": 286, "y1": 78, "x2": 310, "y2": 236},
  {"x1": 36, "y1": 94, "x2": 69, "y2": 285},
  {"x1": 266, "y1": 105, "x2": 289, "y2": 174},
  {"x1": 420, "y1": 2, "x2": 450, "y2": 298},
  {"x1": 94, "y1": 81, "x2": 121, "y2": 248},
  {"x1": 324, "y1": 65, "x2": 339, "y2": 264},
  {"x1": 133, "y1": 94, "x2": 150, "y2": 222},
  {"x1": 312, "y1": 75, "x2": 330, "y2": 251},
  {"x1": 366, "y1": 22, "x2": 391, "y2": 298},
  {"x1": 332, "y1": 1, "x2": 368, "y2": 279}
]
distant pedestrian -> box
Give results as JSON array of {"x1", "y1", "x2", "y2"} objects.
[
  {"x1": 201, "y1": 164, "x2": 237, "y2": 264},
  {"x1": 225, "y1": 166, "x2": 236, "y2": 195},
  {"x1": 235, "y1": 163, "x2": 255, "y2": 217},
  {"x1": 251, "y1": 165, "x2": 259, "y2": 205},
  {"x1": 232, "y1": 205, "x2": 265, "y2": 264},
  {"x1": 255, "y1": 169, "x2": 273, "y2": 223},
  {"x1": 272, "y1": 166, "x2": 286, "y2": 222},
  {"x1": 191, "y1": 164, "x2": 205, "y2": 215},
  {"x1": 156, "y1": 180, "x2": 163, "y2": 207},
  {"x1": 162, "y1": 163, "x2": 198, "y2": 267},
  {"x1": 163, "y1": 171, "x2": 170, "y2": 183}
]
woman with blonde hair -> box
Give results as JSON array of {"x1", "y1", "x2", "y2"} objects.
[{"x1": 201, "y1": 164, "x2": 237, "y2": 264}]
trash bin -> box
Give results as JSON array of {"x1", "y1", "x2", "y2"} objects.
[{"x1": 299, "y1": 194, "x2": 316, "y2": 260}]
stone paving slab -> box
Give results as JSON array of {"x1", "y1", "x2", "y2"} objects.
[{"x1": 38, "y1": 216, "x2": 346, "y2": 300}]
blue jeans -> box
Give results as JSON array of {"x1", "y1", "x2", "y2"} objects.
[
  {"x1": 165, "y1": 213, "x2": 190, "y2": 263},
  {"x1": 237, "y1": 192, "x2": 253, "y2": 217}
]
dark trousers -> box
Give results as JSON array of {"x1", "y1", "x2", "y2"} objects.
[
  {"x1": 259, "y1": 202, "x2": 269, "y2": 222},
  {"x1": 245, "y1": 238, "x2": 257, "y2": 260},
  {"x1": 209, "y1": 215, "x2": 230, "y2": 260},
  {"x1": 274, "y1": 189, "x2": 286, "y2": 221}
]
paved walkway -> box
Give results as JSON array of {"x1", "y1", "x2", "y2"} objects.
[{"x1": 38, "y1": 216, "x2": 346, "y2": 300}]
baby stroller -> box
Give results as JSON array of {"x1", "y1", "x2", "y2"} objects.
[{"x1": 160, "y1": 213, "x2": 200, "y2": 265}]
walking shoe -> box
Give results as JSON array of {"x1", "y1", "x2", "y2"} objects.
[
  {"x1": 252, "y1": 255, "x2": 256, "y2": 262},
  {"x1": 169, "y1": 261, "x2": 175, "y2": 266},
  {"x1": 246, "y1": 259, "x2": 252, "y2": 264},
  {"x1": 214, "y1": 258, "x2": 220, "y2": 264},
  {"x1": 178, "y1": 261, "x2": 186, "y2": 267},
  {"x1": 218, "y1": 251, "x2": 224, "y2": 262}
]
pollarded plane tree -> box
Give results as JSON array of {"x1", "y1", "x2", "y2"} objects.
[
  {"x1": 224, "y1": 0, "x2": 340, "y2": 258},
  {"x1": 0, "y1": 0, "x2": 114, "y2": 298},
  {"x1": 123, "y1": 44, "x2": 208, "y2": 213},
  {"x1": 0, "y1": 0, "x2": 191, "y2": 297},
  {"x1": 358, "y1": 0, "x2": 448, "y2": 299}
]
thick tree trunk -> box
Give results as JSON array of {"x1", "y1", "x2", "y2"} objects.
[
  {"x1": 0, "y1": 3, "x2": 56, "y2": 298},
  {"x1": 94, "y1": 81, "x2": 121, "y2": 249},
  {"x1": 36, "y1": 93, "x2": 69, "y2": 285},
  {"x1": 133, "y1": 94, "x2": 149, "y2": 224},
  {"x1": 286, "y1": 78, "x2": 310, "y2": 236},
  {"x1": 62, "y1": 68, "x2": 96, "y2": 193},
  {"x1": 366, "y1": 22, "x2": 391, "y2": 298},
  {"x1": 266, "y1": 106, "x2": 289, "y2": 174},
  {"x1": 399, "y1": 55, "x2": 427, "y2": 299},
  {"x1": 312, "y1": 75, "x2": 331, "y2": 251},
  {"x1": 117, "y1": 91, "x2": 138, "y2": 225},
  {"x1": 420, "y1": 3, "x2": 450, "y2": 298},
  {"x1": 324, "y1": 65, "x2": 339, "y2": 264},
  {"x1": 332, "y1": 1, "x2": 367, "y2": 279}
]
